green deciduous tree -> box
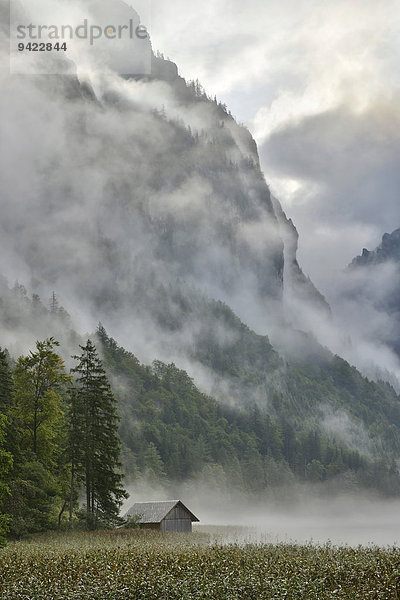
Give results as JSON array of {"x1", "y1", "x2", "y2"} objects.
[
  {"x1": 5, "y1": 339, "x2": 72, "y2": 536},
  {"x1": 12, "y1": 338, "x2": 71, "y2": 463},
  {"x1": 71, "y1": 340, "x2": 127, "y2": 529},
  {"x1": 4, "y1": 460, "x2": 59, "y2": 537}
]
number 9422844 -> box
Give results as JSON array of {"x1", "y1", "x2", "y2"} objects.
[{"x1": 18, "y1": 42, "x2": 67, "y2": 52}]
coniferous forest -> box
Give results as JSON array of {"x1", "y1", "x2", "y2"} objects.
[{"x1": 1, "y1": 283, "x2": 400, "y2": 543}]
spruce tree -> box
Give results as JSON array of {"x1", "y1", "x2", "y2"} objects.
[
  {"x1": 0, "y1": 348, "x2": 13, "y2": 413},
  {"x1": 71, "y1": 340, "x2": 127, "y2": 528}
]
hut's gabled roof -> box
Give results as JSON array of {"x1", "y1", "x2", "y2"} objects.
[{"x1": 125, "y1": 500, "x2": 199, "y2": 523}]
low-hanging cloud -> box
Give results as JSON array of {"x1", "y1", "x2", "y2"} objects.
[{"x1": 2, "y1": 0, "x2": 400, "y2": 469}]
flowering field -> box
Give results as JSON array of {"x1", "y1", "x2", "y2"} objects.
[{"x1": 1, "y1": 529, "x2": 400, "y2": 599}]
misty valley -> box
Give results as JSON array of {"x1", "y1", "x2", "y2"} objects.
[{"x1": 2, "y1": 0, "x2": 400, "y2": 597}]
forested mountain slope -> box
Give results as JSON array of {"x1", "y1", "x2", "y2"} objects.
[
  {"x1": 1, "y1": 0, "x2": 400, "y2": 507},
  {"x1": 97, "y1": 322, "x2": 400, "y2": 496},
  {"x1": 1, "y1": 282, "x2": 400, "y2": 502}
]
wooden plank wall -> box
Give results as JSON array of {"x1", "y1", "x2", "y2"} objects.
[
  {"x1": 161, "y1": 518, "x2": 192, "y2": 532},
  {"x1": 161, "y1": 506, "x2": 193, "y2": 532}
]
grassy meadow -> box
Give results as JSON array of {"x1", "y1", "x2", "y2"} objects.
[{"x1": 1, "y1": 528, "x2": 400, "y2": 599}]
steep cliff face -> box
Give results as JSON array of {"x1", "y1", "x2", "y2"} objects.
[
  {"x1": 0, "y1": 62, "x2": 279, "y2": 355},
  {"x1": 271, "y1": 196, "x2": 330, "y2": 319},
  {"x1": 2, "y1": 0, "x2": 333, "y2": 361},
  {"x1": 148, "y1": 54, "x2": 331, "y2": 330}
]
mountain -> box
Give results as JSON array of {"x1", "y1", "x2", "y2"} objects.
[
  {"x1": 349, "y1": 228, "x2": 400, "y2": 356},
  {"x1": 0, "y1": 54, "x2": 326, "y2": 361},
  {"x1": 2, "y1": 0, "x2": 400, "y2": 498},
  {"x1": 351, "y1": 229, "x2": 400, "y2": 268}
]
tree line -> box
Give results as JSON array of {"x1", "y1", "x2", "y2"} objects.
[
  {"x1": 2, "y1": 320, "x2": 400, "y2": 545},
  {"x1": 0, "y1": 338, "x2": 126, "y2": 543},
  {"x1": 98, "y1": 328, "x2": 400, "y2": 499}
]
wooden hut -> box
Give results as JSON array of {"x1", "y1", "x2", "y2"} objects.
[{"x1": 125, "y1": 500, "x2": 199, "y2": 532}]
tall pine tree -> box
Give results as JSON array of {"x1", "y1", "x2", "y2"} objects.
[
  {"x1": 71, "y1": 340, "x2": 127, "y2": 529},
  {"x1": 0, "y1": 348, "x2": 13, "y2": 413}
]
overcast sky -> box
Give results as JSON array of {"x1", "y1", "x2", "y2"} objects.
[{"x1": 144, "y1": 0, "x2": 400, "y2": 293}]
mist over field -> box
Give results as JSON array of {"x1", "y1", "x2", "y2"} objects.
[
  {"x1": 122, "y1": 479, "x2": 400, "y2": 546},
  {"x1": 201, "y1": 501, "x2": 400, "y2": 548},
  {"x1": 196, "y1": 498, "x2": 400, "y2": 547}
]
